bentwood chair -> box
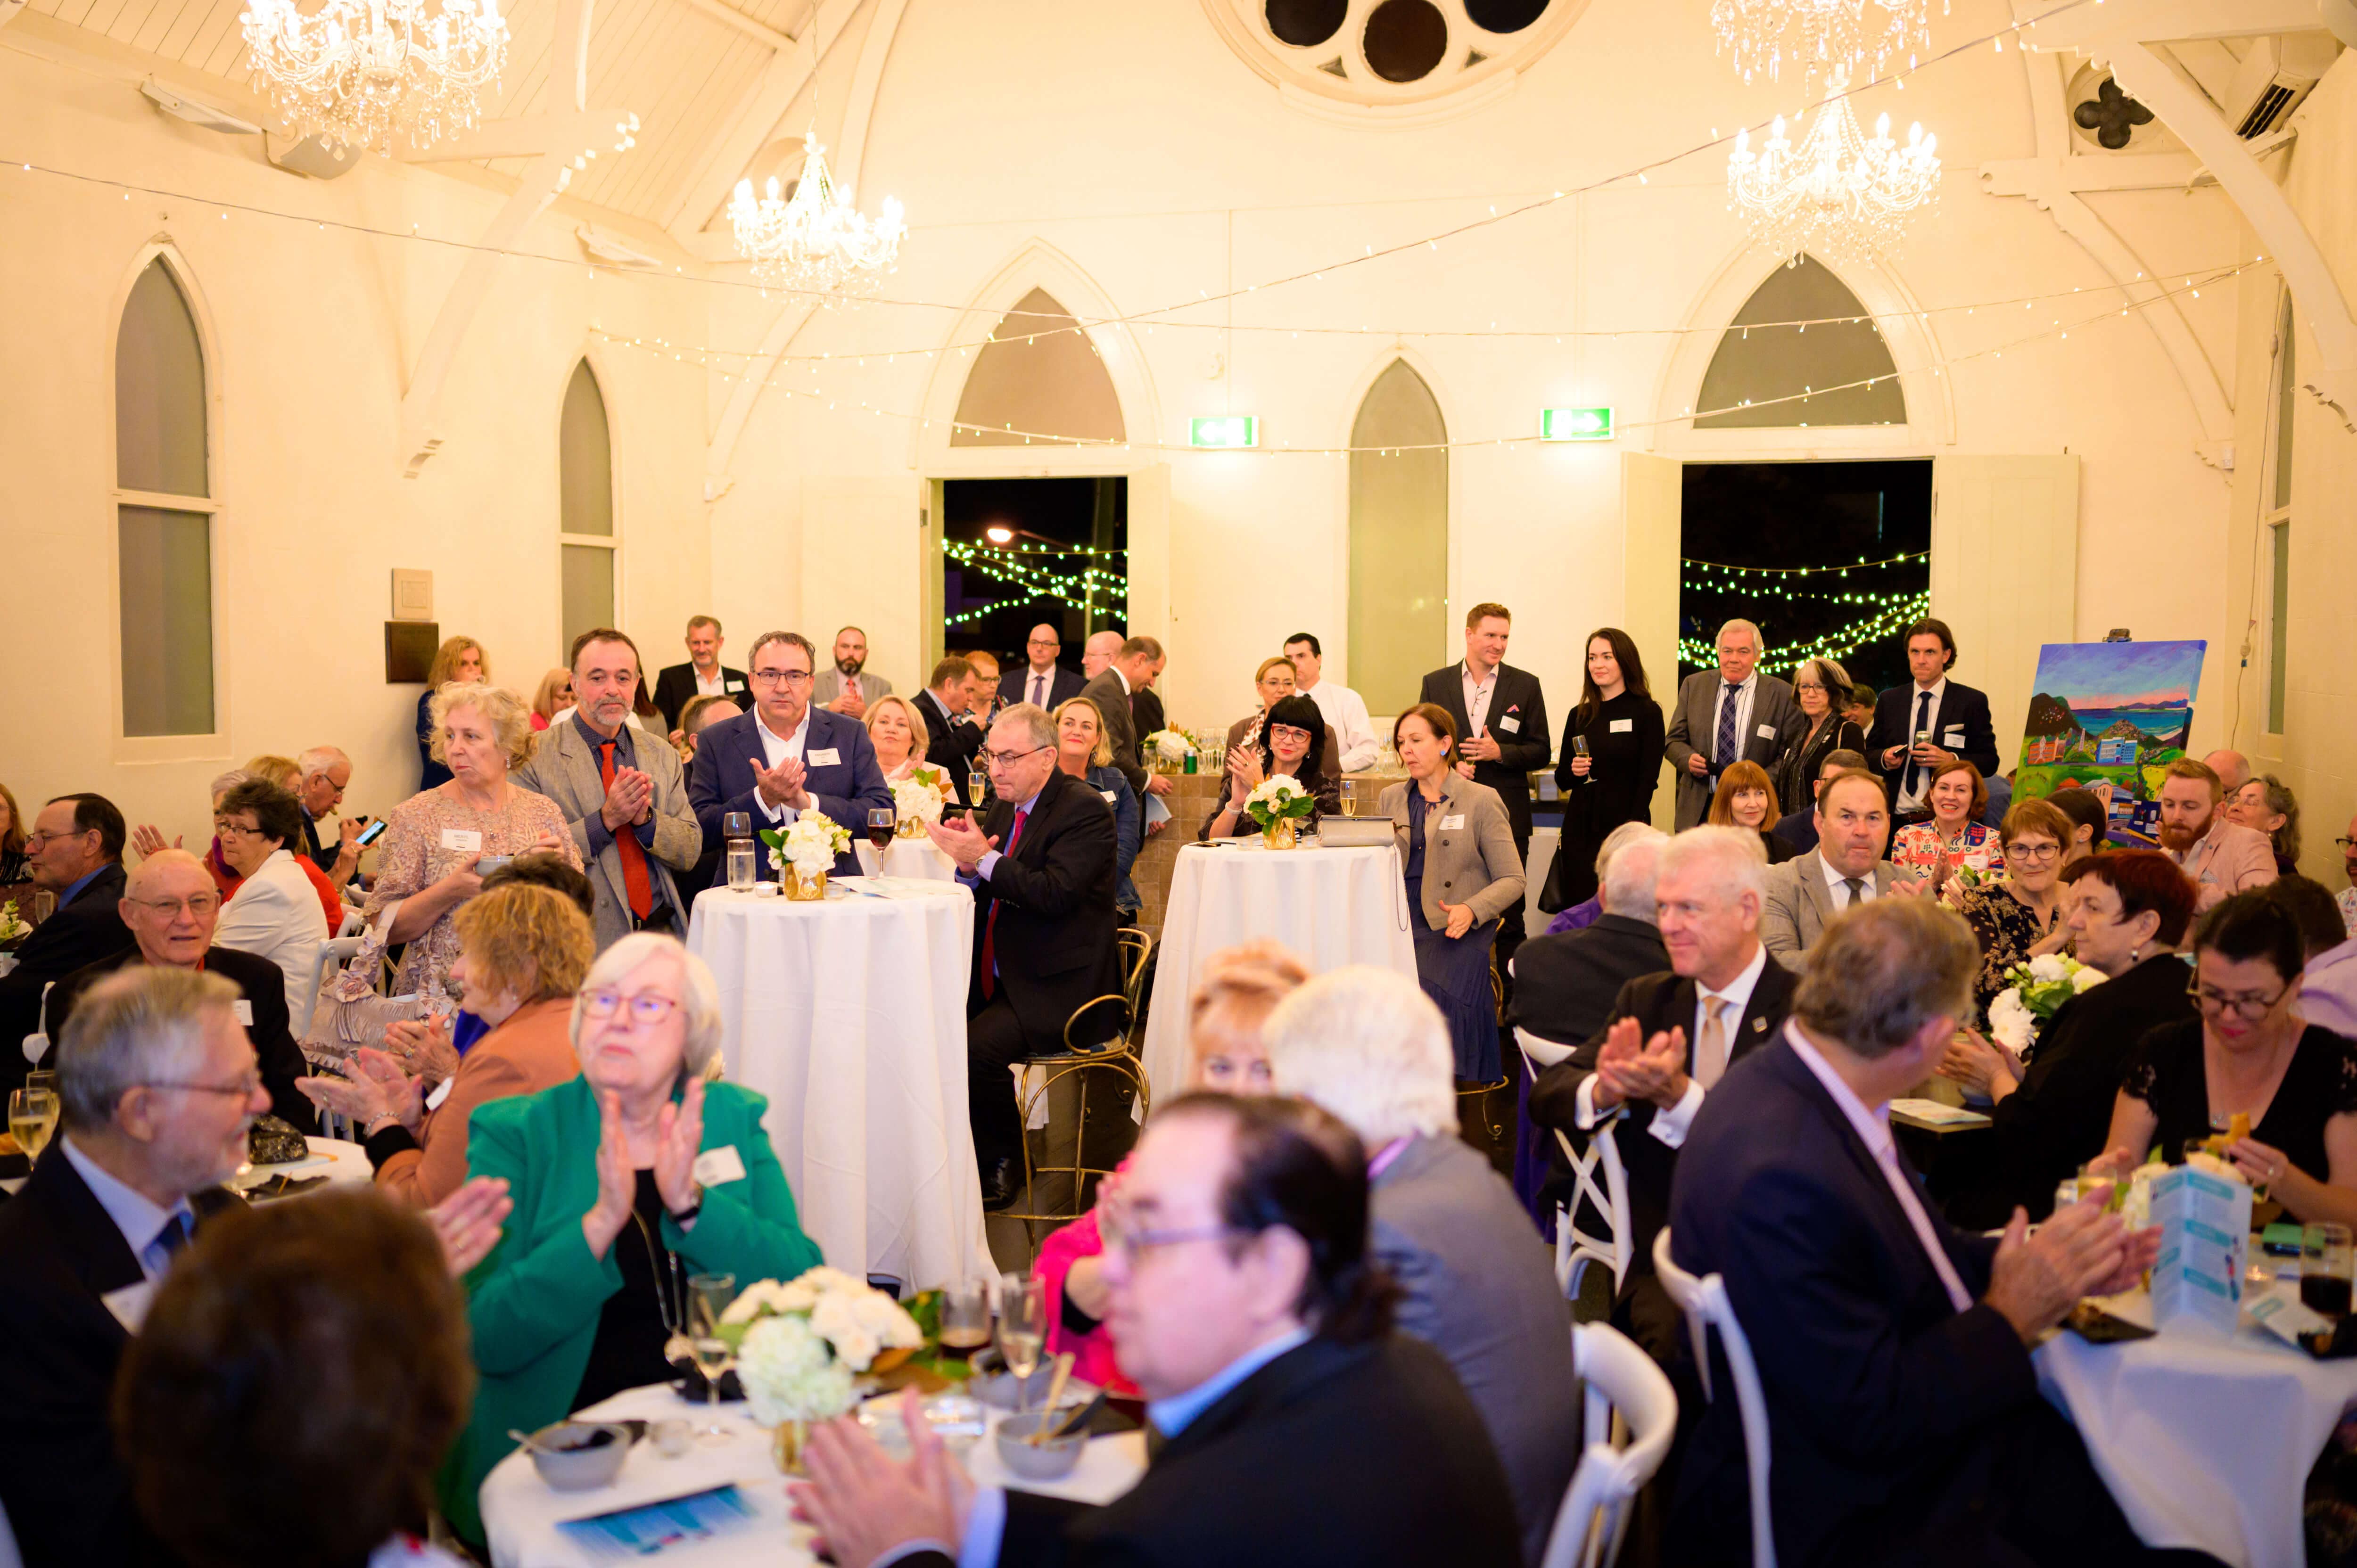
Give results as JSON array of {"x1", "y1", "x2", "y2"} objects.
[
  {"x1": 1516, "y1": 1027, "x2": 1631, "y2": 1307},
  {"x1": 1539, "y1": 1321, "x2": 1680, "y2": 1568},
  {"x1": 1654, "y1": 1229, "x2": 1778, "y2": 1568},
  {"x1": 1000, "y1": 929, "x2": 1155, "y2": 1246}
]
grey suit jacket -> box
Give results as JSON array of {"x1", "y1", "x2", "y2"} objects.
[
  {"x1": 515, "y1": 719, "x2": 702, "y2": 951},
  {"x1": 1378, "y1": 773, "x2": 1525, "y2": 929},
  {"x1": 1761, "y1": 848, "x2": 1918, "y2": 968},
  {"x1": 1079, "y1": 668, "x2": 1148, "y2": 795},
  {"x1": 1662, "y1": 671, "x2": 1806, "y2": 830},
  {"x1": 1371, "y1": 1133, "x2": 1582, "y2": 1568},
  {"x1": 811, "y1": 667, "x2": 895, "y2": 710}
]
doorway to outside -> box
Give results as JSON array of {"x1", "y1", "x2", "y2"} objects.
[
  {"x1": 1678, "y1": 460, "x2": 1931, "y2": 694},
  {"x1": 941, "y1": 477, "x2": 1127, "y2": 675}
]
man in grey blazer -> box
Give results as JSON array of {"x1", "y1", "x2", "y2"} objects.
[
  {"x1": 515, "y1": 629, "x2": 703, "y2": 951},
  {"x1": 1761, "y1": 770, "x2": 1921, "y2": 966},
  {"x1": 809, "y1": 625, "x2": 895, "y2": 717},
  {"x1": 1663, "y1": 619, "x2": 1806, "y2": 830}
]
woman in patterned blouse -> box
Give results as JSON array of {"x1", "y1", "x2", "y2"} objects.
[
  {"x1": 1952, "y1": 798, "x2": 2075, "y2": 1024},
  {"x1": 1890, "y1": 757, "x2": 2002, "y2": 899}
]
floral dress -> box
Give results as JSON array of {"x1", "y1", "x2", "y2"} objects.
[
  {"x1": 1955, "y1": 884, "x2": 2063, "y2": 1027},
  {"x1": 1890, "y1": 821, "x2": 2002, "y2": 895},
  {"x1": 362, "y1": 783, "x2": 577, "y2": 997}
]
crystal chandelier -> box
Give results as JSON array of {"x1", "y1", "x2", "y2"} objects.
[
  {"x1": 239, "y1": 0, "x2": 508, "y2": 154},
  {"x1": 728, "y1": 133, "x2": 907, "y2": 306},
  {"x1": 1710, "y1": 0, "x2": 1948, "y2": 87},
  {"x1": 1727, "y1": 76, "x2": 1940, "y2": 264}
]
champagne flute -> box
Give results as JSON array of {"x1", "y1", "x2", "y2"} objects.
[
  {"x1": 997, "y1": 1272, "x2": 1046, "y2": 1413},
  {"x1": 688, "y1": 1272, "x2": 738, "y2": 1440},
  {"x1": 1338, "y1": 779, "x2": 1358, "y2": 819},
  {"x1": 967, "y1": 769, "x2": 989, "y2": 813},
  {"x1": 8, "y1": 1088, "x2": 58, "y2": 1162}
]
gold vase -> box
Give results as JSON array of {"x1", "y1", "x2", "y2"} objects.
[
  {"x1": 1261, "y1": 817, "x2": 1300, "y2": 851},
  {"x1": 895, "y1": 817, "x2": 928, "y2": 840},
  {"x1": 783, "y1": 865, "x2": 828, "y2": 901},
  {"x1": 772, "y1": 1418, "x2": 809, "y2": 1475}
]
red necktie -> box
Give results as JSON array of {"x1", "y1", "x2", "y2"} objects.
[
  {"x1": 598, "y1": 740, "x2": 655, "y2": 920},
  {"x1": 979, "y1": 806, "x2": 1029, "y2": 999}
]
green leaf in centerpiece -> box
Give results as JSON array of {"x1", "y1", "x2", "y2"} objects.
[{"x1": 758, "y1": 828, "x2": 785, "y2": 851}]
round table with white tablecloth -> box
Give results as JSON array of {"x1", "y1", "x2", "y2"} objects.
[
  {"x1": 854, "y1": 836, "x2": 956, "y2": 881},
  {"x1": 1139, "y1": 839, "x2": 1419, "y2": 1107},
  {"x1": 688, "y1": 880, "x2": 989, "y2": 1292},
  {"x1": 2036, "y1": 1279, "x2": 2357, "y2": 1568}
]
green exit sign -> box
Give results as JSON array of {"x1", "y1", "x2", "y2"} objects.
[
  {"x1": 1541, "y1": 406, "x2": 1615, "y2": 442},
  {"x1": 1190, "y1": 415, "x2": 1258, "y2": 449}
]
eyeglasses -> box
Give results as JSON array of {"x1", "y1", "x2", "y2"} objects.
[
  {"x1": 979, "y1": 744, "x2": 1054, "y2": 768},
  {"x1": 212, "y1": 819, "x2": 266, "y2": 838},
  {"x1": 581, "y1": 988, "x2": 682, "y2": 1025},
  {"x1": 2339, "y1": 837, "x2": 2357, "y2": 852},
  {"x1": 2003, "y1": 841, "x2": 2061, "y2": 862},
  {"x1": 127, "y1": 895, "x2": 222, "y2": 918},
  {"x1": 23, "y1": 827, "x2": 93, "y2": 849},
  {"x1": 1267, "y1": 725, "x2": 1313, "y2": 747},
  {"x1": 142, "y1": 1073, "x2": 263, "y2": 1098},
  {"x1": 1098, "y1": 1211, "x2": 1244, "y2": 1261},
  {"x1": 2187, "y1": 978, "x2": 2293, "y2": 1019},
  {"x1": 748, "y1": 669, "x2": 813, "y2": 687}
]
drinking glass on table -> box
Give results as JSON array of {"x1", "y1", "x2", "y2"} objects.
[
  {"x1": 998, "y1": 1272, "x2": 1046, "y2": 1411},
  {"x1": 939, "y1": 1278, "x2": 991, "y2": 1356},
  {"x1": 2304, "y1": 1224, "x2": 2354, "y2": 1318},
  {"x1": 868, "y1": 808, "x2": 896, "y2": 853},
  {"x1": 1338, "y1": 779, "x2": 1358, "y2": 819},
  {"x1": 9, "y1": 1088, "x2": 58, "y2": 1162},
  {"x1": 688, "y1": 1272, "x2": 739, "y2": 1440},
  {"x1": 723, "y1": 812, "x2": 756, "y2": 892}
]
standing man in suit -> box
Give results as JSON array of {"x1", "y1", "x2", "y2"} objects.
[
  {"x1": 1666, "y1": 899, "x2": 2166, "y2": 1568},
  {"x1": 1080, "y1": 636, "x2": 1174, "y2": 803},
  {"x1": 1762, "y1": 771, "x2": 1920, "y2": 965},
  {"x1": 516, "y1": 629, "x2": 704, "y2": 948},
  {"x1": 294, "y1": 746, "x2": 370, "y2": 886},
  {"x1": 925, "y1": 705, "x2": 1120, "y2": 1209},
  {"x1": 1531, "y1": 827, "x2": 1798, "y2": 1363},
  {"x1": 1865, "y1": 617, "x2": 2001, "y2": 829},
  {"x1": 1080, "y1": 629, "x2": 1122, "y2": 681},
  {"x1": 651, "y1": 615, "x2": 748, "y2": 735},
  {"x1": 791, "y1": 1093, "x2": 1522, "y2": 1568},
  {"x1": 1419, "y1": 603, "x2": 1550, "y2": 976},
  {"x1": 1663, "y1": 618, "x2": 1805, "y2": 832},
  {"x1": 688, "y1": 631, "x2": 893, "y2": 884},
  {"x1": 0, "y1": 792, "x2": 132, "y2": 1093},
  {"x1": 1014, "y1": 622, "x2": 1085, "y2": 714},
  {"x1": 811, "y1": 625, "x2": 896, "y2": 719},
  {"x1": 914, "y1": 656, "x2": 987, "y2": 801}
]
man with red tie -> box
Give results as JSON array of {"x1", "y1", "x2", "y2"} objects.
[
  {"x1": 516, "y1": 629, "x2": 704, "y2": 951},
  {"x1": 927, "y1": 704, "x2": 1121, "y2": 1209}
]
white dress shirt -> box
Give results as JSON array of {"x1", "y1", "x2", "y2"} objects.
[
  {"x1": 1573, "y1": 941, "x2": 1770, "y2": 1148},
  {"x1": 1893, "y1": 677, "x2": 1949, "y2": 812},
  {"x1": 694, "y1": 665, "x2": 727, "y2": 698},
  {"x1": 1020, "y1": 665, "x2": 1058, "y2": 711},
  {"x1": 61, "y1": 1137, "x2": 195, "y2": 1284},
  {"x1": 752, "y1": 707, "x2": 812, "y2": 824},
  {"x1": 1820, "y1": 854, "x2": 1878, "y2": 910},
  {"x1": 1302, "y1": 678, "x2": 1379, "y2": 772}
]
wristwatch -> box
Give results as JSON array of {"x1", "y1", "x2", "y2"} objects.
[{"x1": 668, "y1": 1182, "x2": 706, "y2": 1226}]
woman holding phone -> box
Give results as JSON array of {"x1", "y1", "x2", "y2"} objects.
[{"x1": 1540, "y1": 628, "x2": 1664, "y2": 912}]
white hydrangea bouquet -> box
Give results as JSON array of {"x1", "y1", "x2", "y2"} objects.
[
  {"x1": 890, "y1": 768, "x2": 947, "y2": 835},
  {"x1": 1244, "y1": 775, "x2": 1315, "y2": 827},
  {"x1": 721, "y1": 1266, "x2": 924, "y2": 1467},
  {"x1": 0, "y1": 900, "x2": 30, "y2": 946},
  {"x1": 1145, "y1": 729, "x2": 1192, "y2": 766},
  {"x1": 759, "y1": 812, "x2": 849, "y2": 898},
  {"x1": 1986, "y1": 952, "x2": 2105, "y2": 1060}
]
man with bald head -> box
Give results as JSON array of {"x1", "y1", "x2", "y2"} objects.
[
  {"x1": 2203, "y1": 749, "x2": 2253, "y2": 800},
  {"x1": 1016, "y1": 622, "x2": 1084, "y2": 713},
  {"x1": 43, "y1": 850, "x2": 315, "y2": 1133},
  {"x1": 1665, "y1": 618, "x2": 1805, "y2": 831},
  {"x1": 1080, "y1": 629, "x2": 1123, "y2": 681}
]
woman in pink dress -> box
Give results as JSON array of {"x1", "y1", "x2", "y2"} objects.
[{"x1": 1890, "y1": 757, "x2": 2002, "y2": 901}]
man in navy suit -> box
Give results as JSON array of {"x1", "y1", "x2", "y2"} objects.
[
  {"x1": 688, "y1": 630, "x2": 892, "y2": 883},
  {"x1": 1011, "y1": 622, "x2": 1085, "y2": 715},
  {"x1": 1864, "y1": 618, "x2": 2001, "y2": 829},
  {"x1": 1666, "y1": 898, "x2": 2181, "y2": 1568}
]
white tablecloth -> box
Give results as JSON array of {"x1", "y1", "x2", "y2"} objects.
[
  {"x1": 1140, "y1": 841, "x2": 1418, "y2": 1107},
  {"x1": 854, "y1": 837, "x2": 956, "y2": 881},
  {"x1": 688, "y1": 881, "x2": 989, "y2": 1291},
  {"x1": 481, "y1": 1381, "x2": 1147, "y2": 1568},
  {"x1": 2037, "y1": 1281, "x2": 2357, "y2": 1568}
]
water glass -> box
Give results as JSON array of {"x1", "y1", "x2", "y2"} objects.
[
  {"x1": 722, "y1": 811, "x2": 756, "y2": 892},
  {"x1": 2305, "y1": 1224, "x2": 2355, "y2": 1318}
]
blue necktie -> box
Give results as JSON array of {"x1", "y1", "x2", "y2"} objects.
[
  {"x1": 146, "y1": 1211, "x2": 195, "y2": 1276},
  {"x1": 1713, "y1": 681, "x2": 1740, "y2": 779},
  {"x1": 1905, "y1": 690, "x2": 1933, "y2": 801}
]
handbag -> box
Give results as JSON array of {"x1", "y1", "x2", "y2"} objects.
[{"x1": 299, "y1": 923, "x2": 428, "y2": 1070}]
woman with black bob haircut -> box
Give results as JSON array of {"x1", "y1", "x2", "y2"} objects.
[{"x1": 1199, "y1": 692, "x2": 1342, "y2": 839}]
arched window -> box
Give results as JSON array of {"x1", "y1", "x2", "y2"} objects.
[
  {"x1": 1348, "y1": 361, "x2": 1447, "y2": 713},
  {"x1": 951, "y1": 288, "x2": 1125, "y2": 446},
  {"x1": 115, "y1": 256, "x2": 216, "y2": 738},
  {"x1": 1695, "y1": 255, "x2": 1904, "y2": 429},
  {"x1": 559, "y1": 360, "x2": 616, "y2": 652}
]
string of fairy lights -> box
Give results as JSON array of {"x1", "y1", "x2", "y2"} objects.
[
  {"x1": 1676, "y1": 549, "x2": 1932, "y2": 667},
  {"x1": 941, "y1": 540, "x2": 1126, "y2": 629}
]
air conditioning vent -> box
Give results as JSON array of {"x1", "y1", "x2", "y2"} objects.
[{"x1": 2221, "y1": 33, "x2": 2339, "y2": 141}]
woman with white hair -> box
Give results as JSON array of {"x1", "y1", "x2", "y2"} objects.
[
  {"x1": 1266, "y1": 966, "x2": 1581, "y2": 1568},
  {"x1": 444, "y1": 931, "x2": 821, "y2": 1545}
]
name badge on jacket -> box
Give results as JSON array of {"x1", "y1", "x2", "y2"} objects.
[
  {"x1": 1755, "y1": 723, "x2": 1777, "y2": 740},
  {"x1": 807, "y1": 748, "x2": 842, "y2": 767},
  {"x1": 725, "y1": 680, "x2": 747, "y2": 694},
  {"x1": 693, "y1": 1145, "x2": 749, "y2": 1186},
  {"x1": 1101, "y1": 790, "x2": 1119, "y2": 804},
  {"x1": 1440, "y1": 814, "x2": 1467, "y2": 830},
  {"x1": 1610, "y1": 718, "x2": 1634, "y2": 733},
  {"x1": 1943, "y1": 729, "x2": 1966, "y2": 748},
  {"x1": 232, "y1": 1000, "x2": 253, "y2": 1026},
  {"x1": 441, "y1": 828, "x2": 483, "y2": 853},
  {"x1": 1497, "y1": 715, "x2": 1521, "y2": 734}
]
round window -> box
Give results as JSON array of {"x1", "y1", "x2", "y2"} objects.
[{"x1": 1207, "y1": 0, "x2": 1588, "y2": 113}]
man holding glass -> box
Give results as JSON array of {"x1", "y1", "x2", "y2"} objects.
[
  {"x1": 927, "y1": 705, "x2": 1120, "y2": 1210},
  {"x1": 689, "y1": 630, "x2": 893, "y2": 884}
]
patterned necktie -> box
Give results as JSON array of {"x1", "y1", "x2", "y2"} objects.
[
  {"x1": 1695, "y1": 997, "x2": 1732, "y2": 1089},
  {"x1": 597, "y1": 741, "x2": 655, "y2": 920},
  {"x1": 979, "y1": 806, "x2": 1029, "y2": 999},
  {"x1": 1904, "y1": 690, "x2": 1934, "y2": 801},
  {"x1": 1843, "y1": 877, "x2": 1866, "y2": 911},
  {"x1": 1713, "y1": 681, "x2": 1740, "y2": 777}
]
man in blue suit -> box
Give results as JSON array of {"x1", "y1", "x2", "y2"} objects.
[
  {"x1": 1864, "y1": 618, "x2": 2002, "y2": 829},
  {"x1": 1665, "y1": 898, "x2": 2188, "y2": 1568},
  {"x1": 689, "y1": 630, "x2": 892, "y2": 883}
]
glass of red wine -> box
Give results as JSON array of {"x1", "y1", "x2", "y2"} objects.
[
  {"x1": 2304, "y1": 1223, "x2": 2353, "y2": 1318},
  {"x1": 867, "y1": 808, "x2": 896, "y2": 852}
]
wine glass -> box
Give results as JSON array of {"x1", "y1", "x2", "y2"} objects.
[
  {"x1": 868, "y1": 807, "x2": 897, "y2": 853},
  {"x1": 1338, "y1": 779, "x2": 1358, "y2": 819},
  {"x1": 967, "y1": 769, "x2": 988, "y2": 812},
  {"x1": 687, "y1": 1272, "x2": 738, "y2": 1440},
  {"x1": 8, "y1": 1088, "x2": 58, "y2": 1163},
  {"x1": 997, "y1": 1272, "x2": 1046, "y2": 1412}
]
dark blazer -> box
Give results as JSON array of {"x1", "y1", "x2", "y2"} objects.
[
  {"x1": 947, "y1": 1334, "x2": 1521, "y2": 1568},
  {"x1": 1663, "y1": 671, "x2": 1807, "y2": 831},
  {"x1": 1532, "y1": 956, "x2": 1797, "y2": 1308},
  {"x1": 687, "y1": 708, "x2": 893, "y2": 881},
  {"x1": 1544, "y1": 690, "x2": 1665, "y2": 911},
  {"x1": 1866, "y1": 680, "x2": 2002, "y2": 805},
  {"x1": 967, "y1": 769, "x2": 1121, "y2": 1046},
  {"x1": 0, "y1": 1147, "x2": 239, "y2": 1568},
  {"x1": 1668, "y1": 1034, "x2": 2032, "y2": 1568},
  {"x1": 914, "y1": 688, "x2": 986, "y2": 801},
  {"x1": 1130, "y1": 686, "x2": 1166, "y2": 745},
  {"x1": 650, "y1": 662, "x2": 749, "y2": 732},
  {"x1": 1777, "y1": 716, "x2": 1868, "y2": 815},
  {"x1": 416, "y1": 689, "x2": 451, "y2": 791},
  {"x1": 1772, "y1": 807, "x2": 1819, "y2": 854},
  {"x1": 1506, "y1": 913, "x2": 1669, "y2": 1048},
  {"x1": 1010, "y1": 664, "x2": 1086, "y2": 714},
  {"x1": 0, "y1": 863, "x2": 132, "y2": 1095},
  {"x1": 1079, "y1": 669, "x2": 1149, "y2": 796},
  {"x1": 45, "y1": 946, "x2": 317, "y2": 1135},
  {"x1": 1417, "y1": 663, "x2": 1550, "y2": 846}
]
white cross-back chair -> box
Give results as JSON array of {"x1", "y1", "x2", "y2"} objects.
[
  {"x1": 1538, "y1": 1321, "x2": 1680, "y2": 1568},
  {"x1": 1653, "y1": 1228, "x2": 1777, "y2": 1568},
  {"x1": 1516, "y1": 1027, "x2": 1631, "y2": 1302}
]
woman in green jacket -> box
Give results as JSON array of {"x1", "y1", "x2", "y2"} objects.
[{"x1": 443, "y1": 931, "x2": 823, "y2": 1543}]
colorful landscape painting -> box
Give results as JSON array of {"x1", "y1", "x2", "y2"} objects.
[{"x1": 2015, "y1": 640, "x2": 2207, "y2": 847}]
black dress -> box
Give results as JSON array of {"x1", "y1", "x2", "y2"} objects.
[
  {"x1": 1542, "y1": 691, "x2": 1665, "y2": 912},
  {"x1": 571, "y1": 1171, "x2": 681, "y2": 1412},
  {"x1": 1777, "y1": 717, "x2": 1867, "y2": 815},
  {"x1": 2121, "y1": 1021, "x2": 2357, "y2": 1182},
  {"x1": 1947, "y1": 953, "x2": 2197, "y2": 1226}
]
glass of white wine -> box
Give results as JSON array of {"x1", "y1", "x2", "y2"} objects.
[
  {"x1": 997, "y1": 1272, "x2": 1047, "y2": 1412},
  {"x1": 687, "y1": 1272, "x2": 738, "y2": 1442},
  {"x1": 1338, "y1": 779, "x2": 1359, "y2": 819},
  {"x1": 9, "y1": 1087, "x2": 58, "y2": 1162}
]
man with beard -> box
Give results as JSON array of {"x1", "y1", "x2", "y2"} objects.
[
  {"x1": 2159, "y1": 757, "x2": 2275, "y2": 912},
  {"x1": 813, "y1": 624, "x2": 895, "y2": 718}
]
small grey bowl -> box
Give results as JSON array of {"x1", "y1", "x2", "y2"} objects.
[
  {"x1": 524, "y1": 1421, "x2": 634, "y2": 1490},
  {"x1": 993, "y1": 1409, "x2": 1086, "y2": 1481}
]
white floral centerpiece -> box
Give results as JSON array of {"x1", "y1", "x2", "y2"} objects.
[
  {"x1": 0, "y1": 900, "x2": 30, "y2": 946},
  {"x1": 1986, "y1": 952, "x2": 2105, "y2": 1061},
  {"x1": 1145, "y1": 729, "x2": 1192, "y2": 769},
  {"x1": 891, "y1": 767, "x2": 948, "y2": 836},
  {"x1": 1244, "y1": 775, "x2": 1315, "y2": 848},
  {"x1": 758, "y1": 812, "x2": 850, "y2": 900},
  {"x1": 720, "y1": 1265, "x2": 924, "y2": 1470}
]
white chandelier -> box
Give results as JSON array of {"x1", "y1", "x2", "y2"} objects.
[
  {"x1": 1727, "y1": 76, "x2": 1940, "y2": 264},
  {"x1": 239, "y1": 0, "x2": 509, "y2": 154},
  {"x1": 1710, "y1": 0, "x2": 1948, "y2": 87},
  {"x1": 728, "y1": 133, "x2": 907, "y2": 306}
]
